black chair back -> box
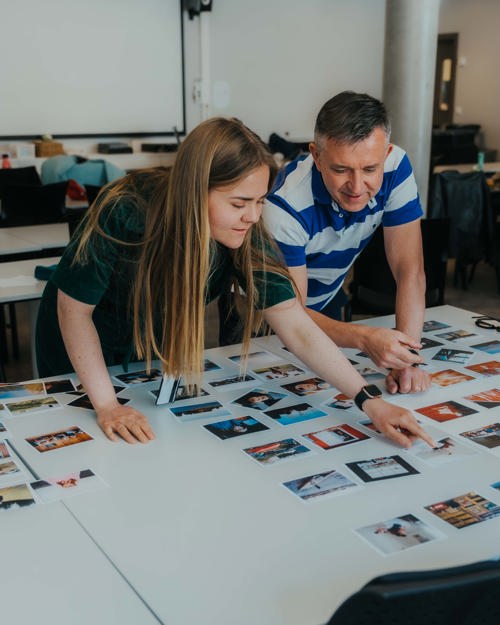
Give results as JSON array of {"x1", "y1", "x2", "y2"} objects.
[
  {"x1": 347, "y1": 218, "x2": 450, "y2": 318},
  {"x1": 428, "y1": 170, "x2": 495, "y2": 288},
  {"x1": 327, "y1": 558, "x2": 500, "y2": 625},
  {"x1": 1, "y1": 182, "x2": 68, "y2": 226}
]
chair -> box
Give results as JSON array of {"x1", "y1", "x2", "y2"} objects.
[
  {"x1": 346, "y1": 218, "x2": 451, "y2": 319},
  {"x1": 0, "y1": 181, "x2": 68, "y2": 226},
  {"x1": 326, "y1": 558, "x2": 500, "y2": 625},
  {"x1": 428, "y1": 170, "x2": 495, "y2": 289}
]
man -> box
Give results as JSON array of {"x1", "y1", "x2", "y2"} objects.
[{"x1": 263, "y1": 91, "x2": 429, "y2": 394}]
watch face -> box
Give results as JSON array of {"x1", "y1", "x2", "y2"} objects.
[{"x1": 365, "y1": 384, "x2": 382, "y2": 398}]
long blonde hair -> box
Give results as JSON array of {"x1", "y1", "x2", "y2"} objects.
[{"x1": 75, "y1": 117, "x2": 290, "y2": 384}]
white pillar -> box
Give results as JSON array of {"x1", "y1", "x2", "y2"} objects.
[{"x1": 383, "y1": 0, "x2": 440, "y2": 213}]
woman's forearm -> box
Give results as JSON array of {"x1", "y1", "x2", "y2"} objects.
[
  {"x1": 264, "y1": 299, "x2": 366, "y2": 398},
  {"x1": 57, "y1": 290, "x2": 119, "y2": 410}
]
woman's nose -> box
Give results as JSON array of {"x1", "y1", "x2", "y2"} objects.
[{"x1": 243, "y1": 202, "x2": 261, "y2": 223}]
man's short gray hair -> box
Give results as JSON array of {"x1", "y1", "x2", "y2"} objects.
[{"x1": 314, "y1": 91, "x2": 391, "y2": 148}]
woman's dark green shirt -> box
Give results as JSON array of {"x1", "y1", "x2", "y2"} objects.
[{"x1": 35, "y1": 193, "x2": 294, "y2": 377}]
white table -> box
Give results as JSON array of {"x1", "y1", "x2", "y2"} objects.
[
  {"x1": 0, "y1": 223, "x2": 69, "y2": 256},
  {"x1": 0, "y1": 500, "x2": 162, "y2": 625},
  {"x1": 3, "y1": 305, "x2": 500, "y2": 625},
  {"x1": 0, "y1": 228, "x2": 43, "y2": 256},
  {"x1": 0, "y1": 256, "x2": 60, "y2": 377},
  {"x1": 0, "y1": 256, "x2": 60, "y2": 303}
]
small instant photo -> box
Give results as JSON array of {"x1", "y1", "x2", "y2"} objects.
[{"x1": 153, "y1": 374, "x2": 181, "y2": 405}]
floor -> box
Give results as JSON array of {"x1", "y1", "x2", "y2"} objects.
[{"x1": 2, "y1": 259, "x2": 499, "y2": 384}]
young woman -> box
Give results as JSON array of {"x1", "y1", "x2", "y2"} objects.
[{"x1": 35, "y1": 117, "x2": 434, "y2": 448}]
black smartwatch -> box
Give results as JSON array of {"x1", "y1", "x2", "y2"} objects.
[{"x1": 354, "y1": 384, "x2": 382, "y2": 411}]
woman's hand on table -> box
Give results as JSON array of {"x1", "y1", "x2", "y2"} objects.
[
  {"x1": 96, "y1": 403, "x2": 155, "y2": 444},
  {"x1": 363, "y1": 398, "x2": 436, "y2": 449}
]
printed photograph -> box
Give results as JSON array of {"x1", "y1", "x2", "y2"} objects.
[
  {"x1": 5, "y1": 395, "x2": 61, "y2": 417},
  {"x1": 464, "y1": 388, "x2": 500, "y2": 409},
  {"x1": 435, "y1": 329, "x2": 478, "y2": 342},
  {"x1": 203, "y1": 358, "x2": 221, "y2": 372},
  {"x1": 0, "y1": 382, "x2": 45, "y2": 400},
  {"x1": 0, "y1": 459, "x2": 22, "y2": 479},
  {"x1": 405, "y1": 436, "x2": 477, "y2": 466},
  {"x1": 252, "y1": 362, "x2": 305, "y2": 380},
  {"x1": 264, "y1": 402, "x2": 328, "y2": 426},
  {"x1": 208, "y1": 374, "x2": 256, "y2": 389},
  {"x1": 0, "y1": 420, "x2": 7, "y2": 439},
  {"x1": 43, "y1": 379, "x2": 76, "y2": 394},
  {"x1": 423, "y1": 320, "x2": 451, "y2": 332},
  {"x1": 466, "y1": 360, "x2": 500, "y2": 377},
  {"x1": 346, "y1": 455, "x2": 419, "y2": 482},
  {"x1": 281, "y1": 377, "x2": 332, "y2": 396},
  {"x1": 243, "y1": 438, "x2": 312, "y2": 465},
  {"x1": 173, "y1": 385, "x2": 209, "y2": 401},
  {"x1": 430, "y1": 368, "x2": 475, "y2": 387},
  {"x1": 420, "y1": 336, "x2": 443, "y2": 349},
  {"x1": 354, "y1": 366, "x2": 384, "y2": 380},
  {"x1": 0, "y1": 483, "x2": 35, "y2": 511},
  {"x1": 26, "y1": 426, "x2": 93, "y2": 453},
  {"x1": 415, "y1": 400, "x2": 477, "y2": 422},
  {"x1": 323, "y1": 393, "x2": 354, "y2": 411},
  {"x1": 68, "y1": 394, "x2": 129, "y2": 410},
  {"x1": 491, "y1": 481, "x2": 500, "y2": 491},
  {"x1": 357, "y1": 418, "x2": 382, "y2": 435},
  {"x1": 303, "y1": 424, "x2": 370, "y2": 450},
  {"x1": 232, "y1": 387, "x2": 287, "y2": 411},
  {"x1": 30, "y1": 469, "x2": 106, "y2": 503},
  {"x1": 114, "y1": 368, "x2": 162, "y2": 385},
  {"x1": 67, "y1": 384, "x2": 125, "y2": 397},
  {"x1": 460, "y1": 423, "x2": 500, "y2": 449},
  {"x1": 169, "y1": 400, "x2": 231, "y2": 419},
  {"x1": 227, "y1": 350, "x2": 279, "y2": 367},
  {"x1": 355, "y1": 513, "x2": 443, "y2": 555},
  {"x1": 283, "y1": 469, "x2": 359, "y2": 502},
  {"x1": 432, "y1": 348, "x2": 474, "y2": 365},
  {"x1": 203, "y1": 415, "x2": 269, "y2": 440},
  {"x1": 471, "y1": 339, "x2": 500, "y2": 355},
  {"x1": 425, "y1": 491, "x2": 500, "y2": 529},
  {"x1": 0, "y1": 441, "x2": 10, "y2": 460}
]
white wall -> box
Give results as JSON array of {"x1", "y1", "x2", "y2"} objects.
[
  {"x1": 439, "y1": 0, "x2": 500, "y2": 155},
  {"x1": 187, "y1": 0, "x2": 386, "y2": 142}
]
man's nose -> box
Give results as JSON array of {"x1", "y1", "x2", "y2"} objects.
[{"x1": 347, "y1": 170, "x2": 363, "y2": 194}]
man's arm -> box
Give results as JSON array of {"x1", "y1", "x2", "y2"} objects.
[
  {"x1": 383, "y1": 220, "x2": 429, "y2": 394},
  {"x1": 288, "y1": 264, "x2": 423, "y2": 370}
]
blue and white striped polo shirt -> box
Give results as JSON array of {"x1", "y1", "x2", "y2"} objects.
[{"x1": 263, "y1": 147, "x2": 423, "y2": 311}]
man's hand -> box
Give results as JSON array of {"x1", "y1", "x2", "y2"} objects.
[
  {"x1": 358, "y1": 327, "x2": 423, "y2": 369},
  {"x1": 96, "y1": 403, "x2": 156, "y2": 444},
  {"x1": 363, "y1": 398, "x2": 436, "y2": 448},
  {"x1": 385, "y1": 366, "x2": 431, "y2": 395}
]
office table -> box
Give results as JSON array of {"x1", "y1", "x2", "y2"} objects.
[
  {"x1": 0, "y1": 222, "x2": 69, "y2": 262},
  {"x1": 0, "y1": 256, "x2": 60, "y2": 377},
  {"x1": 2, "y1": 305, "x2": 500, "y2": 625}
]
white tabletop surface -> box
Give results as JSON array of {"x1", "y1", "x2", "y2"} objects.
[
  {"x1": 0, "y1": 499, "x2": 162, "y2": 625},
  {"x1": 3, "y1": 222, "x2": 70, "y2": 251},
  {"x1": 2, "y1": 305, "x2": 500, "y2": 625},
  {"x1": 0, "y1": 256, "x2": 60, "y2": 303},
  {"x1": 0, "y1": 228, "x2": 43, "y2": 255}
]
